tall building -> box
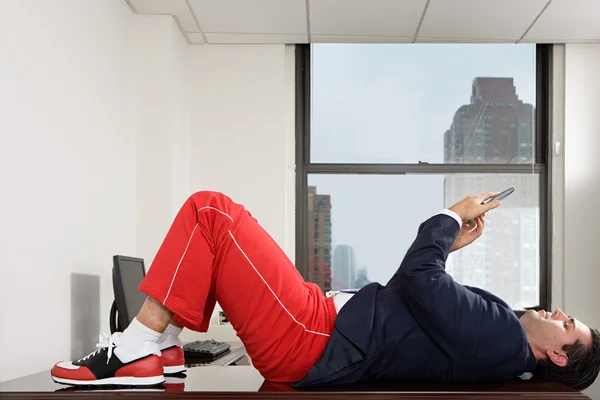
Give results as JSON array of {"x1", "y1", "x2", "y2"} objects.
[
  {"x1": 332, "y1": 245, "x2": 357, "y2": 290},
  {"x1": 444, "y1": 77, "x2": 535, "y2": 164},
  {"x1": 354, "y1": 267, "x2": 372, "y2": 289},
  {"x1": 443, "y1": 77, "x2": 539, "y2": 309},
  {"x1": 307, "y1": 186, "x2": 332, "y2": 292}
]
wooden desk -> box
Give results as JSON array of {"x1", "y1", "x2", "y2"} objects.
[{"x1": 0, "y1": 363, "x2": 590, "y2": 399}]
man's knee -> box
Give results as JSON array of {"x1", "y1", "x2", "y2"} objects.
[
  {"x1": 188, "y1": 190, "x2": 224, "y2": 204},
  {"x1": 187, "y1": 191, "x2": 238, "y2": 211}
]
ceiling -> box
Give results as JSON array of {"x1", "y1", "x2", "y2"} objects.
[{"x1": 126, "y1": 0, "x2": 600, "y2": 45}]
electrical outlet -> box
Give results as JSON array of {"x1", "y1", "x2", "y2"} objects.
[{"x1": 218, "y1": 310, "x2": 230, "y2": 325}]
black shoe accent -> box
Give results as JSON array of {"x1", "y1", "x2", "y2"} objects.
[{"x1": 73, "y1": 347, "x2": 156, "y2": 380}]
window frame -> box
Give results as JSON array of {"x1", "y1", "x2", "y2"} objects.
[{"x1": 295, "y1": 44, "x2": 553, "y2": 313}]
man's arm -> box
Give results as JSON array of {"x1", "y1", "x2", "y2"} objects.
[{"x1": 388, "y1": 195, "x2": 525, "y2": 360}]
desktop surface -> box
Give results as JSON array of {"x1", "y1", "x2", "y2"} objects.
[
  {"x1": 0, "y1": 368, "x2": 590, "y2": 399},
  {"x1": 0, "y1": 366, "x2": 263, "y2": 393},
  {"x1": 0, "y1": 340, "x2": 590, "y2": 400}
]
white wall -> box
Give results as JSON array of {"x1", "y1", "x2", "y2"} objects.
[
  {"x1": 0, "y1": 1, "x2": 192, "y2": 382},
  {"x1": 187, "y1": 44, "x2": 296, "y2": 252},
  {"x1": 180, "y1": 44, "x2": 296, "y2": 342},
  {"x1": 0, "y1": 0, "x2": 296, "y2": 376},
  {"x1": 132, "y1": 15, "x2": 190, "y2": 265},
  {"x1": 561, "y1": 43, "x2": 600, "y2": 400},
  {"x1": 0, "y1": 0, "x2": 136, "y2": 382}
]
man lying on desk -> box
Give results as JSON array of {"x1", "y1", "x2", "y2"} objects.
[{"x1": 51, "y1": 191, "x2": 600, "y2": 390}]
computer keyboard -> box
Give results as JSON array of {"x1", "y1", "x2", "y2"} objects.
[{"x1": 183, "y1": 339, "x2": 231, "y2": 357}]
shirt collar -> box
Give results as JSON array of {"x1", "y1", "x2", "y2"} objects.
[{"x1": 525, "y1": 343, "x2": 538, "y2": 372}]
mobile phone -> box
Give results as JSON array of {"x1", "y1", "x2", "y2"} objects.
[
  {"x1": 465, "y1": 187, "x2": 515, "y2": 223},
  {"x1": 484, "y1": 187, "x2": 515, "y2": 204}
]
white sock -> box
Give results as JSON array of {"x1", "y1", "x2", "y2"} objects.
[
  {"x1": 159, "y1": 323, "x2": 183, "y2": 342},
  {"x1": 157, "y1": 323, "x2": 183, "y2": 350},
  {"x1": 119, "y1": 318, "x2": 162, "y2": 350}
]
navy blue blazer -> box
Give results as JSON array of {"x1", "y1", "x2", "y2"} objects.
[{"x1": 293, "y1": 213, "x2": 537, "y2": 387}]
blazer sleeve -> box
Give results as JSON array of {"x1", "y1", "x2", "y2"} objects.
[{"x1": 389, "y1": 214, "x2": 524, "y2": 361}]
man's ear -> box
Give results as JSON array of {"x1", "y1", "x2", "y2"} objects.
[{"x1": 546, "y1": 349, "x2": 568, "y2": 367}]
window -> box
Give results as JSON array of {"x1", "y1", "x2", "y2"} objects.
[{"x1": 296, "y1": 44, "x2": 551, "y2": 312}]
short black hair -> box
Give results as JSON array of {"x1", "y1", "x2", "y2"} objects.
[{"x1": 535, "y1": 327, "x2": 600, "y2": 390}]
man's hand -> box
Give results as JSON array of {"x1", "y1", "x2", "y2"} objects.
[
  {"x1": 448, "y1": 192, "x2": 502, "y2": 222},
  {"x1": 450, "y1": 216, "x2": 485, "y2": 253}
]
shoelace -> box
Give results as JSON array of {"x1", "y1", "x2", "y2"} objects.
[{"x1": 77, "y1": 332, "x2": 120, "y2": 364}]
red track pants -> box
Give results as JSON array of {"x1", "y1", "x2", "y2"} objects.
[{"x1": 139, "y1": 191, "x2": 337, "y2": 382}]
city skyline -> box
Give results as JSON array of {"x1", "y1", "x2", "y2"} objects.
[
  {"x1": 312, "y1": 77, "x2": 537, "y2": 302},
  {"x1": 308, "y1": 44, "x2": 539, "y2": 308},
  {"x1": 332, "y1": 245, "x2": 356, "y2": 290}
]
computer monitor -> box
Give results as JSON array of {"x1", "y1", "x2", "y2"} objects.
[{"x1": 111, "y1": 255, "x2": 147, "y2": 332}]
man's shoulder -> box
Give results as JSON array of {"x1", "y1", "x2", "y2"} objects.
[{"x1": 463, "y1": 285, "x2": 512, "y2": 310}]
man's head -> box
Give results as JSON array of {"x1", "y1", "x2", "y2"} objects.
[{"x1": 520, "y1": 309, "x2": 600, "y2": 390}]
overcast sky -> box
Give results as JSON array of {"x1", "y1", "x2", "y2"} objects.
[{"x1": 309, "y1": 43, "x2": 537, "y2": 286}]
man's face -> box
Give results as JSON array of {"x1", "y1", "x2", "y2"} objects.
[{"x1": 520, "y1": 309, "x2": 592, "y2": 367}]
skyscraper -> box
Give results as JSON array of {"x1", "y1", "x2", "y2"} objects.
[
  {"x1": 444, "y1": 77, "x2": 534, "y2": 164},
  {"x1": 443, "y1": 77, "x2": 539, "y2": 309},
  {"x1": 307, "y1": 186, "x2": 332, "y2": 292},
  {"x1": 332, "y1": 245, "x2": 357, "y2": 290},
  {"x1": 354, "y1": 267, "x2": 372, "y2": 289}
]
